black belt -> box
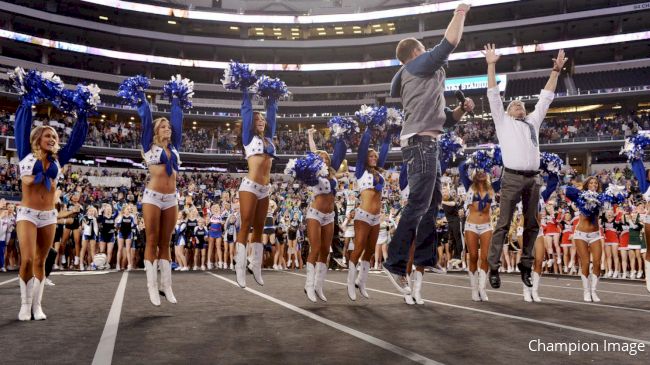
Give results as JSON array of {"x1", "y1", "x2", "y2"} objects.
[
  {"x1": 405, "y1": 134, "x2": 437, "y2": 145},
  {"x1": 504, "y1": 167, "x2": 539, "y2": 177}
]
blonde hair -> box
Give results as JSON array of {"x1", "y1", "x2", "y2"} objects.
[
  {"x1": 30, "y1": 126, "x2": 60, "y2": 160},
  {"x1": 152, "y1": 117, "x2": 171, "y2": 147}
]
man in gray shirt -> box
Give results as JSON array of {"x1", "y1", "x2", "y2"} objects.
[{"x1": 383, "y1": 3, "x2": 475, "y2": 299}]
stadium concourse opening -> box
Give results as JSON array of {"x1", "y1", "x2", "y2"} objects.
[{"x1": 1, "y1": 0, "x2": 650, "y2": 364}]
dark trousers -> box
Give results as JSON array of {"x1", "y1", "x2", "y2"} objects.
[
  {"x1": 385, "y1": 140, "x2": 442, "y2": 275},
  {"x1": 488, "y1": 171, "x2": 541, "y2": 270},
  {"x1": 447, "y1": 219, "x2": 463, "y2": 260}
]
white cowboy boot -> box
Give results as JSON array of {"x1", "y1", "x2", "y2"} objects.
[
  {"x1": 144, "y1": 260, "x2": 160, "y2": 306},
  {"x1": 248, "y1": 242, "x2": 264, "y2": 286},
  {"x1": 19, "y1": 277, "x2": 34, "y2": 321},
  {"x1": 531, "y1": 271, "x2": 542, "y2": 302},
  {"x1": 314, "y1": 262, "x2": 328, "y2": 302},
  {"x1": 304, "y1": 263, "x2": 317, "y2": 302},
  {"x1": 413, "y1": 271, "x2": 424, "y2": 305},
  {"x1": 469, "y1": 271, "x2": 481, "y2": 302},
  {"x1": 159, "y1": 259, "x2": 177, "y2": 304},
  {"x1": 580, "y1": 274, "x2": 592, "y2": 302},
  {"x1": 32, "y1": 278, "x2": 47, "y2": 320},
  {"x1": 478, "y1": 269, "x2": 489, "y2": 301},
  {"x1": 355, "y1": 261, "x2": 370, "y2": 299},
  {"x1": 235, "y1": 243, "x2": 247, "y2": 288},
  {"x1": 589, "y1": 273, "x2": 601, "y2": 302},
  {"x1": 346, "y1": 261, "x2": 357, "y2": 301}
]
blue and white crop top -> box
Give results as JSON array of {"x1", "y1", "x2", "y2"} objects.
[
  {"x1": 458, "y1": 159, "x2": 502, "y2": 211},
  {"x1": 355, "y1": 128, "x2": 390, "y2": 193},
  {"x1": 463, "y1": 188, "x2": 493, "y2": 211},
  {"x1": 241, "y1": 90, "x2": 277, "y2": 160},
  {"x1": 307, "y1": 139, "x2": 346, "y2": 197},
  {"x1": 309, "y1": 176, "x2": 338, "y2": 196},
  {"x1": 14, "y1": 100, "x2": 88, "y2": 191},
  {"x1": 139, "y1": 96, "x2": 183, "y2": 175}
]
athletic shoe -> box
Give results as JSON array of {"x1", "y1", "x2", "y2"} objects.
[
  {"x1": 201, "y1": 265, "x2": 206, "y2": 271},
  {"x1": 382, "y1": 264, "x2": 411, "y2": 295},
  {"x1": 193, "y1": 266, "x2": 199, "y2": 271}
]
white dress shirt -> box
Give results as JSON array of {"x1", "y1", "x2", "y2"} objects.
[{"x1": 487, "y1": 87, "x2": 554, "y2": 171}]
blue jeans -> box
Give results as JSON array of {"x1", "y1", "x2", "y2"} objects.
[{"x1": 385, "y1": 139, "x2": 442, "y2": 275}]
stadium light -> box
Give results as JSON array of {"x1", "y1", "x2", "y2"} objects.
[
  {"x1": 229, "y1": 26, "x2": 239, "y2": 30},
  {"x1": 79, "y1": 0, "x2": 522, "y2": 24},
  {"x1": 3, "y1": 28, "x2": 648, "y2": 72},
  {"x1": 99, "y1": 15, "x2": 108, "y2": 21},
  {"x1": 167, "y1": 20, "x2": 177, "y2": 25}
]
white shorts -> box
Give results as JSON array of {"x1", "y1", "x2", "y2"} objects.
[
  {"x1": 378, "y1": 232, "x2": 389, "y2": 245},
  {"x1": 628, "y1": 244, "x2": 641, "y2": 250},
  {"x1": 239, "y1": 177, "x2": 270, "y2": 200},
  {"x1": 344, "y1": 228, "x2": 355, "y2": 238},
  {"x1": 573, "y1": 230, "x2": 602, "y2": 245},
  {"x1": 355, "y1": 208, "x2": 380, "y2": 227},
  {"x1": 142, "y1": 189, "x2": 178, "y2": 211},
  {"x1": 605, "y1": 242, "x2": 619, "y2": 247},
  {"x1": 16, "y1": 207, "x2": 57, "y2": 228},
  {"x1": 516, "y1": 227, "x2": 523, "y2": 237},
  {"x1": 306, "y1": 207, "x2": 335, "y2": 226},
  {"x1": 465, "y1": 222, "x2": 492, "y2": 235}
]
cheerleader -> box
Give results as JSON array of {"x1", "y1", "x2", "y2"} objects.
[
  {"x1": 194, "y1": 218, "x2": 208, "y2": 271},
  {"x1": 0, "y1": 207, "x2": 10, "y2": 272},
  {"x1": 559, "y1": 211, "x2": 576, "y2": 274},
  {"x1": 294, "y1": 127, "x2": 346, "y2": 301},
  {"x1": 174, "y1": 213, "x2": 189, "y2": 271},
  {"x1": 374, "y1": 214, "x2": 395, "y2": 270},
  {"x1": 458, "y1": 152, "x2": 500, "y2": 302},
  {"x1": 625, "y1": 203, "x2": 644, "y2": 280},
  {"x1": 207, "y1": 204, "x2": 224, "y2": 270},
  {"x1": 62, "y1": 192, "x2": 83, "y2": 269},
  {"x1": 274, "y1": 223, "x2": 287, "y2": 270},
  {"x1": 543, "y1": 203, "x2": 562, "y2": 273},
  {"x1": 80, "y1": 206, "x2": 99, "y2": 271},
  {"x1": 233, "y1": 73, "x2": 283, "y2": 288},
  {"x1": 602, "y1": 210, "x2": 621, "y2": 278},
  {"x1": 115, "y1": 205, "x2": 135, "y2": 271},
  {"x1": 98, "y1": 204, "x2": 117, "y2": 270},
  {"x1": 120, "y1": 75, "x2": 191, "y2": 305},
  {"x1": 619, "y1": 207, "x2": 631, "y2": 278},
  {"x1": 224, "y1": 211, "x2": 239, "y2": 270},
  {"x1": 287, "y1": 219, "x2": 300, "y2": 269},
  {"x1": 624, "y1": 137, "x2": 650, "y2": 290},
  {"x1": 13, "y1": 69, "x2": 92, "y2": 320},
  {"x1": 564, "y1": 177, "x2": 626, "y2": 301},
  {"x1": 263, "y1": 200, "x2": 278, "y2": 250},
  {"x1": 53, "y1": 192, "x2": 77, "y2": 270},
  {"x1": 347, "y1": 125, "x2": 394, "y2": 301},
  {"x1": 341, "y1": 210, "x2": 356, "y2": 264},
  {"x1": 185, "y1": 208, "x2": 199, "y2": 270}
]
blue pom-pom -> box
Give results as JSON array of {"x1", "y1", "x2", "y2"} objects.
[
  {"x1": 540, "y1": 152, "x2": 563, "y2": 174},
  {"x1": 117, "y1": 75, "x2": 150, "y2": 107},
  {"x1": 284, "y1": 153, "x2": 329, "y2": 186},
  {"x1": 620, "y1": 132, "x2": 650, "y2": 162},
  {"x1": 8, "y1": 67, "x2": 64, "y2": 105},
  {"x1": 222, "y1": 61, "x2": 258, "y2": 92},
  {"x1": 385, "y1": 107, "x2": 404, "y2": 134},
  {"x1": 256, "y1": 75, "x2": 289, "y2": 100},
  {"x1": 467, "y1": 144, "x2": 502, "y2": 177},
  {"x1": 59, "y1": 84, "x2": 101, "y2": 116},
  {"x1": 162, "y1": 74, "x2": 194, "y2": 110},
  {"x1": 355, "y1": 105, "x2": 387, "y2": 130},
  {"x1": 439, "y1": 132, "x2": 465, "y2": 167},
  {"x1": 328, "y1": 116, "x2": 359, "y2": 142},
  {"x1": 576, "y1": 190, "x2": 602, "y2": 219},
  {"x1": 600, "y1": 184, "x2": 627, "y2": 207}
]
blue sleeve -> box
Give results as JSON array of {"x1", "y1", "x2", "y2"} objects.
[
  {"x1": 631, "y1": 159, "x2": 648, "y2": 193},
  {"x1": 389, "y1": 69, "x2": 403, "y2": 98},
  {"x1": 377, "y1": 133, "x2": 391, "y2": 168},
  {"x1": 541, "y1": 174, "x2": 559, "y2": 202},
  {"x1": 399, "y1": 163, "x2": 408, "y2": 191},
  {"x1": 58, "y1": 113, "x2": 89, "y2": 167},
  {"x1": 442, "y1": 107, "x2": 458, "y2": 129},
  {"x1": 14, "y1": 101, "x2": 34, "y2": 160},
  {"x1": 355, "y1": 129, "x2": 372, "y2": 179},
  {"x1": 170, "y1": 97, "x2": 183, "y2": 150},
  {"x1": 564, "y1": 186, "x2": 581, "y2": 203},
  {"x1": 138, "y1": 93, "x2": 154, "y2": 152},
  {"x1": 404, "y1": 38, "x2": 455, "y2": 77},
  {"x1": 331, "y1": 139, "x2": 347, "y2": 171},
  {"x1": 265, "y1": 98, "x2": 278, "y2": 139},
  {"x1": 241, "y1": 90, "x2": 253, "y2": 146},
  {"x1": 491, "y1": 179, "x2": 501, "y2": 194},
  {"x1": 458, "y1": 160, "x2": 471, "y2": 191}
]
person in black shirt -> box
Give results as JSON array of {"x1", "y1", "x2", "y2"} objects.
[
  {"x1": 116, "y1": 205, "x2": 136, "y2": 271},
  {"x1": 442, "y1": 187, "x2": 463, "y2": 269},
  {"x1": 98, "y1": 204, "x2": 117, "y2": 269},
  {"x1": 194, "y1": 218, "x2": 208, "y2": 271}
]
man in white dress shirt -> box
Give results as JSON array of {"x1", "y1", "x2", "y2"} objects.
[{"x1": 482, "y1": 44, "x2": 567, "y2": 288}]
